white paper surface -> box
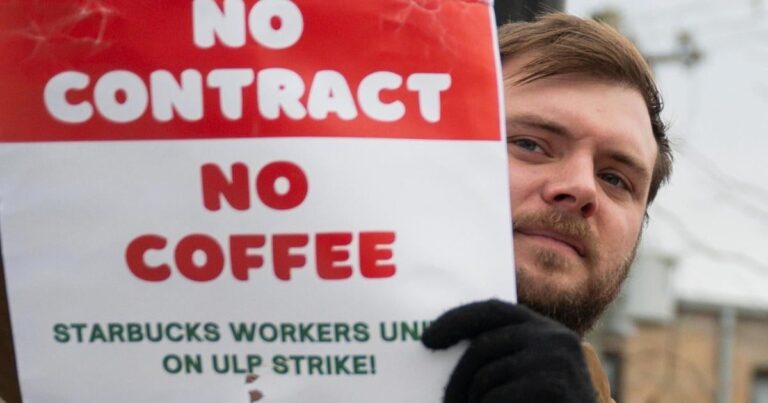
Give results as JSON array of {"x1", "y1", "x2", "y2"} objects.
[{"x1": 0, "y1": 138, "x2": 515, "y2": 402}]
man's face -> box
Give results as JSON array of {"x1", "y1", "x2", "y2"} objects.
[{"x1": 503, "y1": 55, "x2": 658, "y2": 334}]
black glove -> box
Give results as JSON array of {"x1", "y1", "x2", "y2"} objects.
[{"x1": 422, "y1": 299, "x2": 597, "y2": 403}]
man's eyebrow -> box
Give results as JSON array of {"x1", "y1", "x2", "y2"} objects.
[
  {"x1": 506, "y1": 113, "x2": 571, "y2": 137},
  {"x1": 608, "y1": 152, "x2": 652, "y2": 181}
]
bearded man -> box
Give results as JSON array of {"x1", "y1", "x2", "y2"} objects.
[{"x1": 422, "y1": 13, "x2": 673, "y2": 403}]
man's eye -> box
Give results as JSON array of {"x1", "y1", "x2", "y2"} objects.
[
  {"x1": 508, "y1": 138, "x2": 544, "y2": 153},
  {"x1": 599, "y1": 173, "x2": 630, "y2": 191}
]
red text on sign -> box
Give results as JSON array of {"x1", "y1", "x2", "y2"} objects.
[
  {"x1": 125, "y1": 232, "x2": 396, "y2": 282},
  {"x1": 201, "y1": 161, "x2": 308, "y2": 211}
]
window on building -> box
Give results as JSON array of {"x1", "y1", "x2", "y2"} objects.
[{"x1": 753, "y1": 369, "x2": 768, "y2": 403}]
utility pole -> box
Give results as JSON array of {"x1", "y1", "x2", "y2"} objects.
[
  {"x1": 647, "y1": 31, "x2": 703, "y2": 68},
  {"x1": 718, "y1": 307, "x2": 736, "y2": 403}
]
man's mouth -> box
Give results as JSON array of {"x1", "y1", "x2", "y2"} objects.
[{"x1": 514, "y1": 227, "x2": 586, "y2": 257}]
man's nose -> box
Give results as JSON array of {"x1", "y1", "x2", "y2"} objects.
[{"x1": 541, "y1": 157, "x2": 598, "y2": 218}]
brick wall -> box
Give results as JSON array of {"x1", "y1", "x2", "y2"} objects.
[{"x1": 600, "y1": 308, "x2": 768, "y2": 403}]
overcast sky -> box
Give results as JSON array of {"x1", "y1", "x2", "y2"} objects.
[{"x1": 566, "y1": 0, "x2": 768, "y2": 309}]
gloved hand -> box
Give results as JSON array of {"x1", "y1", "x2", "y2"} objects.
[{"x1": 422, "y1": 299, "x2": 597, "y2": 403}]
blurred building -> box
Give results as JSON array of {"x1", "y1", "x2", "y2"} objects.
[{"x1": 591, "y1": 240, "x2": 768, "y2": 403}]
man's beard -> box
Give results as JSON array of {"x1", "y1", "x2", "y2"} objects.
[{"x1": 514, "y1": 210, "x2": 638, "y2": 336}]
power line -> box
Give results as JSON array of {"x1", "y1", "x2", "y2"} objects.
[
  {"x1": 653, "y1": 205, "x2": 768, "y2": 274},
  {"x1": 677, "y1": 145, "x2": 768, "y2": 222}
]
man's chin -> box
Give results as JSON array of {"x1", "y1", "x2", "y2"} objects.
[
  {"x1": 511, "y1": 217, "x2": 638, "y2": 335},
  {"x1": 515, "y1": 264, "x2": 613, "y2": 336}
]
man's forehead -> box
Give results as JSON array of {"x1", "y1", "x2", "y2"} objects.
[{"x1": 502, "y1": 51, "x2": 654, "y2": 144}]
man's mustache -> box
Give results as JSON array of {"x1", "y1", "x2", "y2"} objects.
[{"x1": 513, "y1": 210, "x2": 598, "y2": 261}]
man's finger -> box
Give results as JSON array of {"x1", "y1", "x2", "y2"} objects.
[
  {"x1": 441, "y1": 324, "x2": 531, "y2": 403},
  {"x1": 467, "y1": 349, "x2": 540, "y2": 403},
  {"x1": 421, "y1": 299, "x2": 534, "y2": 349}
]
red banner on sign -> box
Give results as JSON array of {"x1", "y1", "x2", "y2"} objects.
[{"x1": 0, "y1": 0, "x2": 501, "y2": 142}]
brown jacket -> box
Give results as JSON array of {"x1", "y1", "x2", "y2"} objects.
[{"x1": 583, "y1": 342, "x2": 616, "y2": 403}]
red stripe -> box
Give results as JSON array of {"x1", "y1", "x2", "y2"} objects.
[{"x1": 0, "y1": 0, "x2": 501, "y2": 142}]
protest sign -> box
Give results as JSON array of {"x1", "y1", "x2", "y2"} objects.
[{"x1": 0, "y1": 1, "x2": 515, "y2": 401}]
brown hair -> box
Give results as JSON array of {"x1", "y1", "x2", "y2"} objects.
[{"x1": 498, "y1": 13, "x2": 672, "y2": 204}]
